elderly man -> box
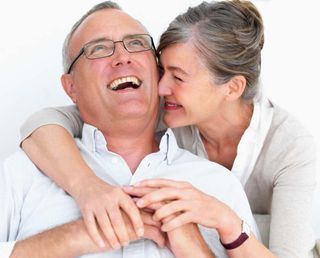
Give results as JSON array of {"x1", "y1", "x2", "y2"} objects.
[{"x1": 0, "y1": 1, "x2": 258, "y2": 258}]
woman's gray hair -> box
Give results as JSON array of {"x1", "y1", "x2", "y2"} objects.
[
  {"x1": 62, "y1": 1, "x2": 121, "y2": 73},
  {"x1": 158, "y1": 0, "x2": 264, "y2": 101}
]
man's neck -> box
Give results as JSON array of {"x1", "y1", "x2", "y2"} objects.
[{"x1": 100, "y1": 118, "x2": 159, "y2": 173}]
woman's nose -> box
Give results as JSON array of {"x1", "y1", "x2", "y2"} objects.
[{"x1": 158, "y1": 76, "x2": 172, "y2": 96}]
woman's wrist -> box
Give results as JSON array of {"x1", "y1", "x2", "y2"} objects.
[
  {"x1": 67, "y1": 168, "x2": 102, "y2": 199},
  {"x1": 216, "y1": 208, "x2": 243, "y2": 244}
]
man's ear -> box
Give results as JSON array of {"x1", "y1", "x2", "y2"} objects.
[
  {"x1": 225, "y1": 75, "x2": 246, "y2": 101},
  {"x1": 61, "y1": 74, "x2": 77, "y2": 104}
]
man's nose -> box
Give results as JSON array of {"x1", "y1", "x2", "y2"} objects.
[{"x1": 111, "y1": 42, "x2": 131, "y2": 67}]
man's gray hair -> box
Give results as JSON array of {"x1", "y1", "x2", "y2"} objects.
[{"x1": 62, "y1": 1, "x2": 121, "y2": 73}]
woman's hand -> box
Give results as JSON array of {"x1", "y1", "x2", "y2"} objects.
[
  {"x1": 73, "y1": 175, "x2": 144, "y2": 249},
  {"x1": 123, "y1": 178, "x2": 240, "y2": 239}
]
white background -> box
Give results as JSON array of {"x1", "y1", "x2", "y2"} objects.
[{"x1": 0, "y1": 0, "x2": 319, "y2": 235}]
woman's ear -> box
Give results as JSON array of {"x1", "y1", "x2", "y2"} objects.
[
  {"x1": 225, "y1": 75, "x2": 246, "y2": 101},
  {"x1": 61, "y1": 74, "x2": 77, "y2": 104}
]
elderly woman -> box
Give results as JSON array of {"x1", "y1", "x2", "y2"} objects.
[{"x1": 20, "y1": 0, "x2": 317, "y2": 257}]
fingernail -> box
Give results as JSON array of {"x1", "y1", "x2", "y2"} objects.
[
  {"x1": 136, "y1": 199, "x2": 144, "y2": 207},
  {"x1": 98, "y1": 241, "x2": 106, "y2": 248},
  {"x1": 137, "y1": 227, "x2": 144, "y2": 237}
]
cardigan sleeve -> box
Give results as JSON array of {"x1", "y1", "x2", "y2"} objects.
[
  {"x1": 20, "y1": 105, "x2": 83, "y2": 143},
  {"x1": 269, "y1": 133, "x2": 317, "y2": 258}
]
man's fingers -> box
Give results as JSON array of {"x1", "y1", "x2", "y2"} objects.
[
  {"x1": 144, "y1": 225, "x2": 166, "y2": 248},
  {"x1": 83, "y1": 212, "x2": 106, "y2": 248},
  {"x1": 140, "y1": 210, "x2": 161, "y2": 227}
]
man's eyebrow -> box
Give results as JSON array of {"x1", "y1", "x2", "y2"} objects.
[
  {"x1": 85, "y1": 33, "x2": 147, "y2": 45},
  {"x1": 85, "y1": 37, "x2": 108, "y2": 45}
]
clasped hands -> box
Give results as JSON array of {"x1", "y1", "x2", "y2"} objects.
[{"x1": 75, "y1": 177, "x2": 219, "y2": 255}]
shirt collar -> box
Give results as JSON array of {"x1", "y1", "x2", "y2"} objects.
[
  {"x1": 81, "y1": 124, "x2": 179, "y2": 164},
  {"x1": 159, "y1": 128, "x2": 180, "y2": 165},
  {"x1": 81, "y1": 124, "x2": 106, "y2": 153}
]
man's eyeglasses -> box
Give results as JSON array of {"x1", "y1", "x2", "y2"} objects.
[{"x1": 67, "y1": 34, "x2": 155, "y2": 74}]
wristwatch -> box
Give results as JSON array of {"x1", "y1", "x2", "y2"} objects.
[{"x1": 220, "y1": 220, "x2": 250, "y2": 250}]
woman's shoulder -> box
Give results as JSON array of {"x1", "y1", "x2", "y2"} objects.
[{"x1": 268, "y1": 101, "x2": 314, "y2": 143}]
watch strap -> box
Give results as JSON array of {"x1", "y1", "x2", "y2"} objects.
[{"x1": 220, "y1": 220, "x2": 250, "y2": 250}]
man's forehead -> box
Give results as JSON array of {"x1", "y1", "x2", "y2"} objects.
[{"x1": 75, "y1": 9, "x2": 147, "y2": 41}]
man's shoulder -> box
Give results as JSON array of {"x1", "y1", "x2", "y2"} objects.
[
  {"x1": 3, "y1": 149, "x2": 43, "y2": 183},
  {"x1": 169, "y1": 147, "x2": 243, "y2": 193},
  {"x1": 4, "y1": 149, "x2": 33, "y2": 167}
]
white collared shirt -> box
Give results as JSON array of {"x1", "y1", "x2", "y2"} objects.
[{"x1": 0, "y1": 126, "x2": 258, "y2": 258}]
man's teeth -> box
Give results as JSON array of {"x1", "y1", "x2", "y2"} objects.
[{"x1": 109, "y1": 76, "x2": 141, "y2": 90}]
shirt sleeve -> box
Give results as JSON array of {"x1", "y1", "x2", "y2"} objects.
[
  {"x1": 0, "y1": 163, "x2": 17, "y2": 258},
  {"x1": 0, "y1": 242, "x2": 16, "y2": 258},
  {"x1": 20, "y1": 105, "x2": 83, "y2": 143}
]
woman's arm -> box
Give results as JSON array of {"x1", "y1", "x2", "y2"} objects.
[
  {"x1": 124, "y1": 179, "x2": 277, "y2": 258},
  {"x1": 20, "y1": 107, "x2": 144, "y2": 249},
  {"x1": 268, "y1": 135, "x2": 317, "y2": 258}
]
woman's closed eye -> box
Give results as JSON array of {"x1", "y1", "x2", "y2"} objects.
[{"x1": 173, "y1": 75, "x2": 183, "y2": 82}]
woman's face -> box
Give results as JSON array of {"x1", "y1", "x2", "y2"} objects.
[{"x1": 158, "y1": 42, "x2": 228, "y2": 128}]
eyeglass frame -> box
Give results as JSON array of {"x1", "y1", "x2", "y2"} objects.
[{"x1": 66, "y1": 34, "x2": 156, "y2": 74}]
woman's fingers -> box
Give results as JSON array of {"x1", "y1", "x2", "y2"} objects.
[
  {"x1": 107, "y1": 207, "x2": 130, "y2": 246},
  {"x1": 135, "y1": 178, "x2": 191, "y2": 189},
  {"x1": 82, "y1": 212, "x2": 106, "y2": 248},
  {"x1": 153, "y1": 200, "x2": 188, "y2": 221},
  {"x1": 119, "y1": 193, "x2": 144, "y2": 237},
  {"x1": 122, "y1": 186, "x2": 156, "y2": 197},
  {"x1": 95, "y1": 209, "x2": 122, "y2": 249},
  {"x1": 135, "y1": 187, "x2": 184, "y2": 208},
  {"x1": 161, "y1": 212, "x2": 193, "y2": 232}
]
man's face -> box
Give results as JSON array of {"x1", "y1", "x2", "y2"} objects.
[{"x1": 62, "y1": 9, "x2": 159, "y2": 128}]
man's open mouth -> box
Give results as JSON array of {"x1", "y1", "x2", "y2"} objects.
[{"x1": 108, "y1": 76, "x2": 141, "y2": 91}]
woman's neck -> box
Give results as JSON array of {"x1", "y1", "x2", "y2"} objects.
[{"x1": 197, "y1": 101, "x2": 253, "y2": 169}]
